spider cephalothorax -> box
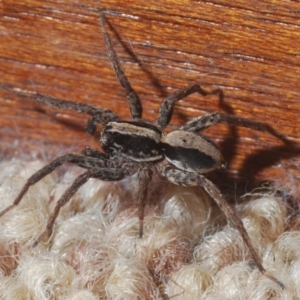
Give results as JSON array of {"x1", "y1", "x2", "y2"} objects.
[
  {"x1": 101, "y1": 121, "x2": 163, "y2": 161},
  {"x1": 0, "y1": 10, "x2": 285, "y2": 288}
]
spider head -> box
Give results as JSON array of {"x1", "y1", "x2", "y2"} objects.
[{"x1": 100, "y1": 121, "x2": 163, "y2": 162}]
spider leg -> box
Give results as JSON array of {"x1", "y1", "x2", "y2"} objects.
[
  {"x1": 156, "y1": 161, "x2": 285, "y2": 289},
  {"x1": 137, "y1": 166, "x2": 152, "y2": 238},
  {"x1": 99, "y1": 11, "x2": 142, "y2": 120},
  {"x1": 0, "y1": 84, "x2": 120, "y2": 135},
  {"x1": 35, "y1": 93, "x2": 121, "y2": 135},
  {"x1": 33, "y1": 166, "x2": 126, "y2": 247},
  {"x1": 0, "y1": 153, "x2": 108, "y2": 218},
  {"x1": 82, "y1": 147, "x2": 109, "y2": 159},
  {"x1": 180, "y1": 112, "x2": 288, "y2": 142},
  {"x1": 157, "y1": 83, "x2": 222, "y2": 129},
  {"x1": 81, "y1": 147, "x2": 151, "y2": 238}
]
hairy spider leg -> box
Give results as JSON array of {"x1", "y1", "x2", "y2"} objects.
[
  {"x1": 180, "y1": 112, "x2": 289, "y2": 142},
  {"x1": 34, "y1": 94, "x2": 121, "y2": 135},
  {"x1": 0, "y1": 84, "x2": 121, "y2": 136},
  {"x1": 99, "y1": 11, "x2": 143, "y2": 120},
  {"x1": 156, "y1": 160, "x2": 284, "y2": 289},
  {"x1": 157, "y1": 83, "x2": 222, "y2": 129},
  {"x1": 157, "y1": 83, "x2": 289, "y2": 144},
  {"x1": 0, "y1": 154, "x2": 108, "y2": 217},
  {"x1": 32, "y1": 170, "x2": 92, "y2": 247},
  {"x1": 82, "y1": 147, "x2": 109, "y2": 159},
  {"x1": 137, "y1": 167, "x2": 152, "y2": 238},
  {"x1": 0, "y1": 153, "x2": 128, "y2": 246},
  {"x1": 33, "y1": 166, "x2": 126, "y2": 247}
]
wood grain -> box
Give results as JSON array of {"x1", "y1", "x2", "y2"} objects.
[{"x1": 1, "y1": 0, "x2": 300, "y2": 194}]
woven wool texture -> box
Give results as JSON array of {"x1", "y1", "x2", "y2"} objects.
[{"x1": 0, "y1": 159, "x2": 299, "y2": 299}]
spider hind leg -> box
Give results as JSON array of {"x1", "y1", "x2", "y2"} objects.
[
  {"x1": 156, "y1": 161, "x2": 284, "y2": 289},
  {"x1": 180, "y1": 112, "x2": 289, "y2": 143}
]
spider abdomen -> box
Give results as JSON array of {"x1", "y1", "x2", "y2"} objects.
[
  {"x1": 101, "y1": 121, "x2": 163, "y2": 162},
  {"x1": 162, "y1": 130, "x2": 223, "y2": 173}
]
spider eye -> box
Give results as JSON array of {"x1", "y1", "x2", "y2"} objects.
[{"x1": 221, "y1": 162, "x2": 227, "y2": 169}]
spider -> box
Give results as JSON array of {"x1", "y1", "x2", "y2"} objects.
[{"x1": 0, "y1": 10, "x2": 285, "y2": 288}]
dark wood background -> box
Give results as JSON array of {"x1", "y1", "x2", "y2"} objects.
[{"x1": 1, "y1": 0, "x2": 300, "y2": 196}]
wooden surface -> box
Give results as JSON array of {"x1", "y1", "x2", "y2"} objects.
[{"x1": 1, "y1": 0, "x2": 300, "y2": 195}]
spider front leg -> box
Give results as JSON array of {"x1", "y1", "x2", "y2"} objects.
[
  {"x1": 156, "y1": 161, "x2": 284, "y2": 289},
  {"x1": 34, "y1": 94, "x2": 121, "y2": 135},
  {"x1": 0, "y1": 153, "x2": 105, "y2": 218},
  {"x1": 33, "y1": 166, "x2": 127, "y2": 247},
  {"x1": 0, "y1": 84, "x2": 122, "y2": 136},
  {"x1": 99, "y1": 11, "x2": 142, "y2": 120},
  {"x1": 157, "y1": 83, "x2": 222, "y2": 129},
  {"x1": 82, "y1": 147, "x2": 109, "y2": 159}
]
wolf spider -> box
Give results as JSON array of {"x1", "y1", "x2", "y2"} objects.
[{"x1": 0, "y1": 11, "x2": 285, "y2": 288}]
